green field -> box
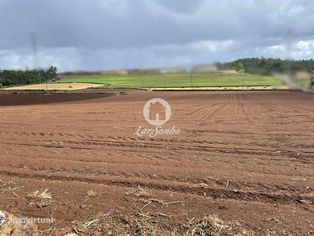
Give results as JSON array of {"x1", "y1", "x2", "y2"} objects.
[{"x1": 61, "y1": 72, "x2": 281, "y2": 89}]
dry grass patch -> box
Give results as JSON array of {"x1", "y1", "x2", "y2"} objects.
[
  {"x1": 64, "y1": 213, "x2": 253, "y2": 236},
  {"x1": 80, "y1": 190, "x2": 97, "y2": 209},
  {"x1": 125, "y1": 186, "x2": 152, "y2": 198},
  {"x1": 185, "y1": 215, "x2": 253, "y2": 236},
  {"x1": 2, "y1": 83, "x2": 104, "y2": 91},
  {"x1": 28, "y1": 189, "x2": 53, "y2": 208},
  {"x1": 71, "y1": 218, "x2": 100, "y2": 235},
  {"x1": 0, "y1": 180, "x2": 24, "y2": 197}
]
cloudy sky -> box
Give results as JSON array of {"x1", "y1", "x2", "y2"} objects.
[{"x1": 0, "y1": 0, "x2": 314, "y2": 71}]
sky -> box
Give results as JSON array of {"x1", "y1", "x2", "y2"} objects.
[{"x1": 0, "y1": 0, "x2": 314, "y2": 72}]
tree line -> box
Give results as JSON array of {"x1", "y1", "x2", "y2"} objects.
[
  {"x1": 216, "y1": 58, "x2": 314, "y2": 75},
  {"x1": 0, "y1": 66, "x2": 57, "y2": 87}
]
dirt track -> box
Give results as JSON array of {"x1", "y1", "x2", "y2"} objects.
[{"x1": 0, "y1": 90, "x2": 313, "y2": 235}]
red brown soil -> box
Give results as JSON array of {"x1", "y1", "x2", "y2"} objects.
[
  {"x1": 0, "y1": 90, "x2": 313, "y2": 235},
  {"x1": 0, "y1": 92, "x2": 114, "y2": 106}
]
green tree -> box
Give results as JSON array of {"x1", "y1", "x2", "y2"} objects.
[
  {"x1": 235, "y1": 62, "x2": 245, "y2": 72},
  {"x1": 47, "y1": 66, "x2": 57, "y2": 80},
  {"x1": 0, "y1": 67, "x2": 58, "y2": 87}
]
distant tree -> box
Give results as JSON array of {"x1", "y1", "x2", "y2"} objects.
[
  {"x1": 0, "y1": 67, "x2": 58, "y2": 87},
  {"x1": 47, "y1": 66, "x2": 57, "y2": 79},
  {"x1": 235, "y1": 62, "x2": 245, "y2": 72},
  {"x1": 219, "y1": 58, "x2": 314, "y2": 75}
]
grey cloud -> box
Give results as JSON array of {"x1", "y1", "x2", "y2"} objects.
[
  {"x1": 151, "y1": 0, "x2": 205, "y2": 14},
  {"x1": 0, "y1": 0, "x2": 313, "y2": 71}
]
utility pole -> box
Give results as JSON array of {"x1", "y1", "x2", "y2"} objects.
[
  {"x1": 190, "y1": 72, "x2": 192, "y2": 87},
  {"x1": 45, "y1": 78, "x2": 49, "y2": 95},
  {"x1": 31, "y1": 33, "x2": 49, "y2": 94},
  {"x1": 31, "y1": 33, "x2": 38, "y2": 70},
  {"x1": 311, "y1": 60, "x2": 314, "y2": 89}
]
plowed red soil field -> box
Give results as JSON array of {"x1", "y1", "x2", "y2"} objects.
[{"x1": 0, "y1": 90, "x2": 313, "y2": 235}]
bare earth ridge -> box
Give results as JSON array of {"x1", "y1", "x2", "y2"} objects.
[{"x1": 0, "y1": 90, "x2": 313, "y2": 235}]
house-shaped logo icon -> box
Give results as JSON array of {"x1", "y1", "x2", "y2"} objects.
[{"x1": 143, "y1": 98, "x2": 171, "y2": 126}]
